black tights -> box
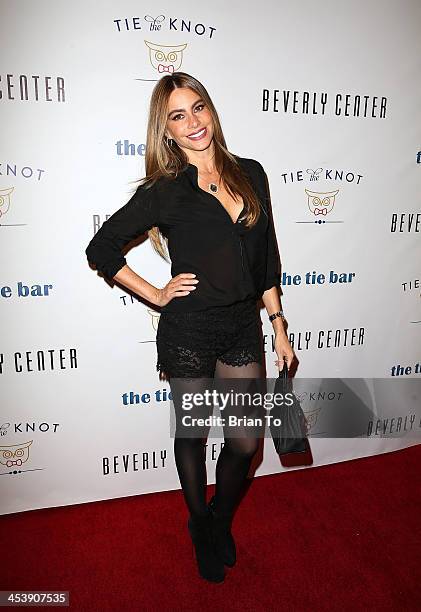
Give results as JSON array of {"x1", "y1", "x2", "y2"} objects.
[{"x1": 171, "y1": 359, "x2": 263, "y2": 518}]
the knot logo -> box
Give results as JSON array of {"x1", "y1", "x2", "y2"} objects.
[
  {"x1": 0, "y1": 423, "x2": 10, "y2": 437},
  {"x1": 306, "y1": 168, "x2": 323, "y2": 182},
  {"x1": 144, "y1": 14, "x2": 165, "y2": 31}
]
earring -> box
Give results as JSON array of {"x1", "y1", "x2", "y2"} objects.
[{"x1": 166, "y1": 136, "x2": 174, "y2": 146}]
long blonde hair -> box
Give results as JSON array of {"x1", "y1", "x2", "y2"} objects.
[{"x1": 138, "y1": 71, "x2": 262, "y2": 260}]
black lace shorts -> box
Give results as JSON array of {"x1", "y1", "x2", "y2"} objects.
[{"x1": 156, "y1": 297, "x2": 264, "y2": 378}]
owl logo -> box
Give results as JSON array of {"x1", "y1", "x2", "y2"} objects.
[
  {"x1": 0, "y1": 186, "x2": 14, "y2": 219},
  {"x1": 306, "y1": 168, "x2": 323, "y2": 182},
  {"x1": 0, "y1": 440, "x2": 33, "y2": 468},
  {"x1": 293, "y1": 395, "x2": 321, "y2": 433},
  {"x1": 147, "y1": 308, "x2": 161, "y2": 331},
  {"x1": 304, "y1": 408, "x2": 321, "y2": 434},
  {"x1": 305, "y1": 188, "x2": 339, "y2": 217},
  {"x1": 303, "y1": 407, "x2": 321, "y2": 433},
  {"x1": 145, "y1": 40, "x2": 187, "y2": 74}
]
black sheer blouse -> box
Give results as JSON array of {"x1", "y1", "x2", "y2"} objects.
[{"x1": 85, "y1": 156, "x2": 281, "y2": 313}]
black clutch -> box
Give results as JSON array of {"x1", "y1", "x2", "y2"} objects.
[{"x1": 269, "y1": 362, "x2": 313, "y2": 467}]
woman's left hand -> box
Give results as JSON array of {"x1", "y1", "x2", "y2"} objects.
[{"x1": 274, "y1": 333, "x2": 295, "y2": 371}]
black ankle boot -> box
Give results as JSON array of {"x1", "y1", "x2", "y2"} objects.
[
  {"x1": 187, "y1": 508, "x2": 225, "y2": 583},
  {"x1": 208, "y1": 495, "x2": 237, "y2": 567}
]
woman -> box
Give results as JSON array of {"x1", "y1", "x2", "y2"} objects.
[{"x1": 85, "y1": 71, "x2": 294, "y2": 583}]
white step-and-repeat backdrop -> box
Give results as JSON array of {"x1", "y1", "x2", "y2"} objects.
[{"x1": 1, "y1": 0, "x2": 420, "y2": 515}]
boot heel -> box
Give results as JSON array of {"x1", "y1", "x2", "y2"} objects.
[
  {"x1": 208, "y1": 495, "x2": 237, "y2": 568},
  {"x1": 187, "y1": 509, "x2": 225, "y2": 583}
]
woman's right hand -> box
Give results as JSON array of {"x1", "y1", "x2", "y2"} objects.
[{"x1": 154, "y1": 273, "x2": 199, "y2": 307}]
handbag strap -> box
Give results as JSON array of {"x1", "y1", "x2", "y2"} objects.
[{"x1": 279, "y1": 361, "x2": 288, "y2": 379}]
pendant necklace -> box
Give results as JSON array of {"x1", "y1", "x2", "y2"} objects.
[
  {"x1": 198, "y1": 170, "x2": 245, "y2": 223},
  {"x1": 198, "y1": 170, "x2": 220, "y2": 194}
]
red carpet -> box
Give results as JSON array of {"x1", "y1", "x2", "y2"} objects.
[{"x1": 1, "y1": 445, "x2": 420, "y2": 611}]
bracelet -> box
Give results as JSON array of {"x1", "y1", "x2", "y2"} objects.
[{"x1": 269, "y1": 310, "x2": 285, "y2": 322}]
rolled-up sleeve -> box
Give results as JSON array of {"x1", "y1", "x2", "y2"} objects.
[
  {"x1": 255, "y1": 161, "x2": 281, "y2": 292},
  {"x1": 85, "y1": 181, "x2": 160, "y2": 280}
]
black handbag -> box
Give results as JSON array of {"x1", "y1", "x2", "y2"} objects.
[{"x1": 269, "y1": 362, "x2": 313, "y2": 467}]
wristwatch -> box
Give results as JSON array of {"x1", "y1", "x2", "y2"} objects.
[{"x1": 269, "y1": 310, "x2": 285, "y2": 322}]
